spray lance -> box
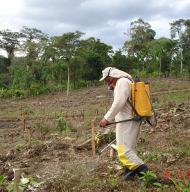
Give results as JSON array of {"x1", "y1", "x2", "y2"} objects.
[
  {"x1": 97, "y1": 116, "x2": 143, "y2": 155},
  {"x1": 97, "y1": 112, "x2": 158, "y2": 155}
]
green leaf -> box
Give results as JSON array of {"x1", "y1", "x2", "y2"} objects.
[
  {"x1": 20, "y1": 177, "x2": 30, "y2": 185},
  {"x1": 153, "y1": 182, "x2": 162, "y2": 187},
  {"x1": 6, "y1": 182, "x2": 14, "y2": 192},
  {"x1": 0, "y1": 175, "x2": 5, "y2": 185},
  {"x1": 29, "y1": 177, "x2": 45, "y2": 188},
  {"x1": 18, "y1": 184, "x2": 26, "y2": 192}
]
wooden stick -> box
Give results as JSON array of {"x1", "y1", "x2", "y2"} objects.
[
  {"x1": 109, "y1": 147, "x2": 115, "y2": 160},
  {"x1": 23, "y1": 118, "x2": 26, "y2": 131},
  {"x1": 13, "y1": 168, "x2": 21, "y2": 192},
  {"x1": 82, "y1": 110, "x2": 84, "y2": 121},
  {"x1": 91, "y1": 119, "x2": 96, "y2": 157}
]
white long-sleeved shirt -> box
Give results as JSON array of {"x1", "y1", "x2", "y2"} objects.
[{"x1": 104, "y1": 78, "x2": 132, "y2": 122}]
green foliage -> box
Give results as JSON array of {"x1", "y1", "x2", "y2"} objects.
[
  {"x1": 112, "y1": 50, "x2": 131, "y2": 72},
  {"x1": 21, "y1": 26, "x2": 49, "y2": 67},
  {"x1": 140, "y1": 170, "x2": 157, "y2": 184},
  {"x1": 0, "y1": 29, "x2": 23, "y2": 66},
  {"x1": 0, "y1": 23, "x2": 190, "y2": 98},
  {"x1": 0, "y1": 81, "x2": 98, "y2": 99},
  {"x1": 15, "y1": 144, "x2": 24, "y2": 151},
  {"x1": 153, "y1": 182, "x2": 169, "y2": 192},
  {"x1": 10, "y1": 65, "x2": 34, "y2": 89},
  {"x1": 28, "y1": 84, "x2": 49, "y2": 96},
  {"x1": 31, "y1": 139, "x2": 42, "y2": 145},
  {"x1": 76, "y1": 37, "x2": 112, "y2": 81},
  {"x1": 176, "y1": 179, "x2": 190, "y2": 192},
  {"x1": 144, "y1": 151, "x2": 159, "y2": 163},
  {"x1": 0, "y1": 88, "x2": 25, "y2": 98},
  {"x1": 56, "y1": 116, "x2": 70, "y2": 133},
  {"x1": 138, "y1": 171, "x2": 190, "y2": 192},
  {"x1": 0, "y1": 175, "x2": 4, "y2": 186},
  {"x1": 0, "y1": 56, "x2": 8, "y2": 73},
  {"x1": 139, "y1": 171, "x2": 170, "y2": 191},
  {"x1": 6, "y1": 176, "x2": 44, "y2": 192}
]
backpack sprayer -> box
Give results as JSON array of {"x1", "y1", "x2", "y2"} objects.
[
  {"x1": 105, "y1": 80, "x2": 157, "y2": 127},
  {"x1": 97, "y1": 79, "x2": 157, "y2": 155}
]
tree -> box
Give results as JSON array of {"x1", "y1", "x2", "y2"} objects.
[
  {"x1": 52, "y1": 31, "x2": 84, "y2": 96},
  {"x1": 112, "y1": 50, "x2": 131, "y2": 72},
  {"x1": 0, "y1": 29, "x2": 23, "y2": 66},
  {"x1": 76, "y1": 37, "x2": 113, "y2": 81},
  {"x1": 123, "y1": 18, "x2": 156, "y2": 71},
  {"x1": 146, "y1": 38, "x2": 175, "y2": 76},
  {"x1": 0, "y1": 55, "x2": 8, "y2": 72},
  {"x1": 170, "y1": 19, "x2": 190, "y2": 73},
  {"x1": 21, "y1": 26, "x2": 48, "y2": 67}
]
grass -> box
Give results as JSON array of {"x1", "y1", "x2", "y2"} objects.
[
  {"x1": 152, "y1": 91, "x2": 190, "y2": 108},
  {"x1": 166, "y1": 137, "x2": 190, "y2": 157},
  {"x1": 150, "y1": 79, "x2": 190, "y2": 92},
  {"x1": 161, "y1": 91, "x2": 189, "y2": 103}
]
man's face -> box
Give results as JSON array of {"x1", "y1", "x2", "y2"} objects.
[{"x1": 105, "y1": 76, "x2": 116, "y2": 90}]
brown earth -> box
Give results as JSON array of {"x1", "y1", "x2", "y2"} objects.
[{"x1": 0, "y1": 79, "x2": 190, "y2": 191}]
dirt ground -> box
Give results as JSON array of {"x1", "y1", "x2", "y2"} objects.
[{"x1": 0, "y1": 78, "x2": 190, "y2": 191}]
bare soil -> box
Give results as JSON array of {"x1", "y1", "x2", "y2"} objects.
[{"x1": 0, "y1": 78, "x2": 190, "y2": 191}]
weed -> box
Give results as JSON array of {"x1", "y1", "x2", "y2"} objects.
[
  {"x1": 140, "y1": 171, "x2": 170, "y2": 191},
  {"x1": 168, "y1": 176, "x2": 190, "y2": 192},
  {"x1": 0, "y1": 175, "x2": 4, "y2": 186},
  {"x1": 143, "y1": 151, "x2": 159, "y2": 163},
  {"x1": 56, "y1": 116, "x2": 70, "y2": 134},
  {"x1": 153, "y1": 182, "x2": 169, "y2": 192},
  {"x1": 6, "y1": 176, "x2": 45, "y2": 192},
  {"x1": 15, "y1": 144, "x2": 24, "y2": 151},
  {"x1": 31, "y1": 139, "x2": 42, "y2": 145},
  {"x1": 140, "y1": 170, "x2": 157, "y2": 185}
]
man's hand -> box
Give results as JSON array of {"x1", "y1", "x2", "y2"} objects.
[{"x1": 99, "y1": 118, "x2": 109, "y2": 128}]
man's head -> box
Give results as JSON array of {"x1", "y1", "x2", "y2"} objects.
[
  {"x1": 105, "y1": 76, "x2": 117, "y2": 90},
  {"x1": 99, "y1": 67, "x2": 118, "y2": 90},
  {"x1": 100, "y1": 67, "x2": 132, "y2": 90}
]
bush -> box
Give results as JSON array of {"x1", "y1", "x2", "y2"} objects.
[
  {"x1": 0, "y1": 80, "x2": 102, "y2": 99},
  {"x1": 28, "y1": 84, "x2": 49, "y2": 96},
  {"x1": 70, "y1": 80, "x2": 101, "y2": 89},
  {"x1": 46, "y1": 83, "x2": 67, "y2": 92},
  {"x1": 56, "y1": 116, "x2": 70, "y2": 133},
  {"x1": 0, "y1": 88, "x2": 25, "y2": 98}
]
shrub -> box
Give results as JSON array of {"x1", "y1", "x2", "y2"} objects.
[
  {"x1": 28, "y1": 85, "x2": 49, "y2": 96},
  {"x1": 0, "y1": 88, "x2": 25, "y2": 98}
]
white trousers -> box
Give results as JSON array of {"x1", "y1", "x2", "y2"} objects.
[{"x1": 116, "y1": 120, "x2": 144, "y2": 170}]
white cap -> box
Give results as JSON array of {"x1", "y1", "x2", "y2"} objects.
[{"x1": 99, "y1": 67, "x2": 132, "y2": 81}]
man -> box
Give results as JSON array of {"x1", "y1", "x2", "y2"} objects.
[{"x1": 99, "y1": 67, "x2": 148, "y2": 180}]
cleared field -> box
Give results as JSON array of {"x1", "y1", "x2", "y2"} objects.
[{"x1": 0, "y1": 78, "x2": 190, "y2": 191}]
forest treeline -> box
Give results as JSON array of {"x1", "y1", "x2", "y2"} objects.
[{"x1": 0, "y1": 18, "x2": 190, "y2": 97}]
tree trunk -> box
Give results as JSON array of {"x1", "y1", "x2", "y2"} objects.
[
  {"x1": 180, "y1": 48, "x2": 183, "y2": 74},
  {"x1": 159, "y1": 57, "x2": 162, "y2": 77},
  {"x1": 7, "y1": 50, "x2": 14, "y2": 67},
  {"x1": 67, "y1": 64, "x2": 70, "y2": 96}
]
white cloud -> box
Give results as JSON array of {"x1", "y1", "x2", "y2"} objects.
[
  {"x1": 149, "y1": 18, "x2": 171, "y2": 39},
  {"x1": 0, "y1": 0, "x2": 190, "y2": 50}
]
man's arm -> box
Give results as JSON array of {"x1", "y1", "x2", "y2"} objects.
[{"x1": 104, "y1": 78, "x2": 130, "y2": 122}]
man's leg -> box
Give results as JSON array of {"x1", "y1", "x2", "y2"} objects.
[{"x1": 116, "y1": 121, "x2": 148, "y2": 180}]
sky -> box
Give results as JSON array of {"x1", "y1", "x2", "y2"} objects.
[{"x1": 0, "y1": 0, "x2": 190, "y2": 51}]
